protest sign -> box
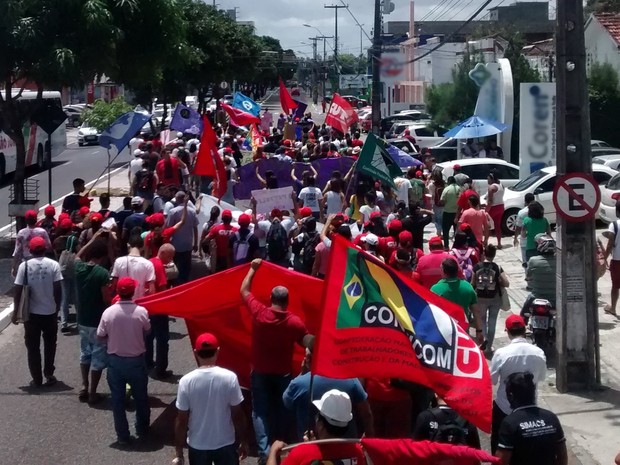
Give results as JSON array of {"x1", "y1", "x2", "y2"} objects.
[{"x1": 251, "y1": 186, "x2": 294, "y2": 214}]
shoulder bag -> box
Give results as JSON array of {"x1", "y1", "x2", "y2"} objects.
[{"x1": 16, "y1": 260, "x2": 31, "y2": 323}]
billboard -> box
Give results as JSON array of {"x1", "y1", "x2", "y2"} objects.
[
  {"x1": 339, "y1": 74, "x2": 369, "y2": 90},
  {"x1": 519, "y1": 83, "x2": 557, "y2": 179}
]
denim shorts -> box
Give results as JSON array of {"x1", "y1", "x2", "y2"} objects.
[{"x1": 79, "y1": 325, "x2": 108, "y2": 370}]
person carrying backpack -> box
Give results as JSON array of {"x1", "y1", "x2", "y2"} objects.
[
  {"x1": 266, "y1": 210, "x2": 290, "y2": 267},
  {"x1": 292, "y1": 217, "x2": 320, "y2": 275},
  {"x1": 450, "y1": 231, "x2": 479, "y2": 282},
  {"x1": 472, "y1": 244, "x2": 509, "y2": 355},
  {"x1": 229, "y1": 214, "x2": 259, "y2": 265},
  {"x1": 413, "y1": 396, "x2": 480, "y2": 448}
]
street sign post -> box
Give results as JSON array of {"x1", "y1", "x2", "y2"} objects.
[{"x1": 552, "y1": 173, "x2": 601, "y2": 222}]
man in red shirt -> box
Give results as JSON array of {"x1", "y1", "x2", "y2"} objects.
[
  {"x1": 413, "y1": 236, "x2": 459, "y2": 288},
  {"x1": 241, "y1": 259, "x2": 313, "y2": 464},
  {"x1": 146, "y1": 243, "x2": 176, "y2": 379},
  {"x1": 156, "y1": 149, "x2": 182, "y2": 187},
  {"x1": 268, "y1": 390, "x2": 365, "y2": 465},
  {"x1": 457, "y1": 181, "x2": 479, "y2": 221},
  {"x1": 377, "y1": 220, "x2": 401, "y2": 261},
  {"x1": 205, "y1": 209, "x2": 237, "y2": 272}
]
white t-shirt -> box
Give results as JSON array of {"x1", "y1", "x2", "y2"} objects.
[
  {"x1": 15, "y1": 257, "x2": 63, "y2": 315},
  {"x1": 255, "y1": 217, "x2": 297, "y2": 247},
  {"x1": 111, "y1": 255, "x2": 156, "y2": 299},
  {"x1": 298, "y1": 187, "x2": 323, "y2": 212},
  {"x1": 129, "y1": 137, "x2": 144, "y2": 153},
  {"x1": 516, "y1": 206, "x2": 529, "y2": 248},
  {"x1": 324, "y1": 191, "x2": 344, "y2": 216},
  {"x1": 394, "y1": 177, "x2": 411, "y2": 203},
  {"x1": 176, "y1": 366, "x2": 244, "y2": 450},
  {"x1": 608, "y1": 220, "x2": 620, "y2": 261},
  {"x1": 359, "y1": 205, "x2": 380, "y2": 223},
  {"x1": 129, "y1": 158, "x2": 143, "y2": 181}
]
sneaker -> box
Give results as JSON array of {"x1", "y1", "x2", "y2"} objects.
[
  {"x1": 116, "y1": 436, "x2": 133, "y2": 446},
  {"x1": 60, "y1": 325, "x2": 70, "y2": 333},
  {"x1": 43, "y1": 376, "x2": 57, "y2": 387},
  {"x1": 154, "y1": 370, "x2": 173, "y2": 380},
  {"x1": 29, "y1": 379, "x2": 43, "y2": 388}
]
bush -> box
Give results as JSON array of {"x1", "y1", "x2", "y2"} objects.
[{"x1": 81, "y1": 97, "x2": 133, "y2": 131}]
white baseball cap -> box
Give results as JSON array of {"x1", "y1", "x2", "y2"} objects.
[
  {"x1": 362, "y1": 233, "x2": 379, "y2": 246},
  {"x1": 133, "y1": 149, "x2": 142, "y2": 157},
  {"x1": 312, "y1": 389, "x2": 353, "y2": 427}
]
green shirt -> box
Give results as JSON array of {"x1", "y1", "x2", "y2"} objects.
[
  {"x1": 526, "y1": 255, "x2": 556, "y2": 301},
  {"x1": 431, "y1": 278, "x2": 478, "y2": 321},
  {"x1": 74, "y1": 260, "x2": 110, "y2": 327},
  {"x1": 522, "y1": 217, "x2": 549, "y2": 250},
  {"x1": 441, "y1": 184, "x2": 461, "y2": 213},
  {"x1": 409, "y1": 178, "x2": 426, "y2": 203}
]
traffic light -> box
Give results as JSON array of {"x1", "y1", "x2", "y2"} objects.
[{"x1": 382, "y1": 0, "x2": 395, "y2": 14}]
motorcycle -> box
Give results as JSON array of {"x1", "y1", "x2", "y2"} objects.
[{"x1": 523, "y1": 298, "x2": 556, "y2": 349}]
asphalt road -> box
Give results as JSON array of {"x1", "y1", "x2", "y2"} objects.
[{"x1": 0, "y1": 130, "x2": 132, "y2": 234}]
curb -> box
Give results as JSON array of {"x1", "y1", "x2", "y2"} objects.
[{"x1": 0, "y1": 303, "x2": 13, "y2": 334}]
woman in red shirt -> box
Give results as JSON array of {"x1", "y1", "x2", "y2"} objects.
[{"x1": 143, "y1": 198, "x2": 188, "y2": 258}]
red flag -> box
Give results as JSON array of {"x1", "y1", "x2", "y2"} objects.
[
  {"x1": 250, "y1": 124, "x2": 263, "y2": 150},
  {"x1": 279, "y1": 77, "x2": 298, "y2": 115},
  {"x1": 221, "y1": 103, "x2": 261, "y2": 127},
  {"x1": 194, "y1": 117, "x2": 227, "y2": 199},
  {"x1": 361, "y1": 439, "x2": 501, "y2": 465},
  {"x1": 311, "y1": 236, "x2": 493, "y2": 433},
  {"x1": 136, "y1": 262, "x2": 324, "y2": 388},
  {"x1": 325, "y1": 93, "x2": 359, "y2": 134}
]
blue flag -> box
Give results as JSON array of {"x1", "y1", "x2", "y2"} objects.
[
  {"x1": 293, "y1": 100, "x2": 308, "y2": 120},
  {"x1": 99, "y1": 111, "x2": 151, "y2": 154},
  {"x1": 170, "y1": 103, "x2": 203, "y2": 135},
  {"x1": 233, "y1": 92, "x2": 261, "y2": 117}
]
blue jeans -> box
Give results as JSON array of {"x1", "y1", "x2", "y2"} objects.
[
  {"x1": 478, "y1": 296, "x2": 502, "y2": 348},
  {"x1": 433, "y1": 205, "x2": 443, "y2": 232},
  {"x1": 188, "y1": 443, "x2": 238, "y2": 465},
  {"x1": 107, "y1": 354, "x2": 150, "y2": 440},
  {"x1": 251, "y1": 372, "x2": 291, "y2": 460},
  {"x1": 145, "y1": 315, "x2": 169, "y2": 374},
  {"x1": 60, "y1": 277, "x2": 76, "y2": 326}
]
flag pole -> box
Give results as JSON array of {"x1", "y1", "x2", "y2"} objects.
[
  {"x1": 307, "y1": 372, "x2": 316, "y2": 436},
  {"x1": 107, "y1": 149, "x2": 111, "y2": 194}
]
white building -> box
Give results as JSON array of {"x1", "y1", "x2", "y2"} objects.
[{"x1": 585, "y1": 13, "x2": 620, "y2": 76}]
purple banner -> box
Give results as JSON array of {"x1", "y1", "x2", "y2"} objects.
[{"x1": 233, "y1": 157, "x2": 355, "y2": 200}]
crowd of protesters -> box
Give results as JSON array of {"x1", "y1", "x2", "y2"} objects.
[{"x1": 7, "y1": 107, "x2": 569, "y2": 465}]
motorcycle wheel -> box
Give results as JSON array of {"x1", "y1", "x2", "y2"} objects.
[{"x1": 533, "y1": 331, "x2": 547, "y2": 350}]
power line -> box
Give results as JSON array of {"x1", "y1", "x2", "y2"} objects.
[
  {"x1": 391, "y1": 0, "x2": 494, "y2": 66},
  {"x1": 446, "y1": 0, "x2": 477, "y2": 21},
  {"x1": 426, "y1": 0, "x2": 463, "y2": 23},
  {"x1": 418, "y1": 0, "x2": 455, "y2": 22},
  {"x1": 338, "y1": 0, "x2": 372, "y2": 42}
]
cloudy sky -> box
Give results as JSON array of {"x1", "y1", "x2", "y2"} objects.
[{"x1": 215, "y1": 0, "x2": 556, "y2": 58}]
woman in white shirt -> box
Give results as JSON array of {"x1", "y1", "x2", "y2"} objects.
[
  {"x1": 322, "y1": 179, "x2": 346, "y2": 217},
  {"x1": 298, "y1": 176, "x2": 323, "y2": 220}
]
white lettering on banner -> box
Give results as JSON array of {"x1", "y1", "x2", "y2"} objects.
[
  {"x1": 519, "y1": 83, "x2": 556, "y2": 179},
  {"x1": 251, "y1": 186, "x2": 294, "y2": 215}
]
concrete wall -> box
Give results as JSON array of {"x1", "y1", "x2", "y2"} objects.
[{"x1": 585, "y1": 17, "x2": 620, "y2": 77}]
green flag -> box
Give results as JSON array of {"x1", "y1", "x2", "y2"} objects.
[{"x1": 356, "y1": 132, "x2": 402, "y2": 187}]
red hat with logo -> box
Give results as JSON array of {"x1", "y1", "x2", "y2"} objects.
[
  {"x1": 505, "y1": 314, "x2": 526, "y2": 330},
  {"x1": 300, "y1": 207, "x2": 313, "y2": 218},
  {"x1": 238, "y1": 213, "x2": 251, "y2": 226},
  {"x1": 388, "y1": 219, "x2": 403, "y2": 233},
  {"x1": 116, "y1": 277, "x2": 137, "y2": 296},
  {"x1": 44, "y1": 205, "x2": 56, "y2": 217},
  {"x1": 90, "y1": 212, "x2": 103, "y2": 223},
  {"x1": 194, "y1": 332, "x2": 220, "y2": 351},
  {"x1": 25, "y1": 210, "x2": 37, "y2": 220},
  {"x1": 29, "y1": 236, "x2": 46, "y2": 252},
  {"x1": 428, "y1": 236, "x2": 444, "y2": 247},
  {"x1": 222, "y1": 209, "x2": 233, "y2": 219}
]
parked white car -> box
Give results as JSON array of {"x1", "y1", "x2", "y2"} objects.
[
  {"x1": 501, "y1": 165, "x2": 617, "y2": 234},
  {"x1": 77, "y1": 124, "x2": 100, "y2": 146},
  {"x1": 438, "y1": 158, "x2": 520, "y2": 198},
  {"x1": 593, "y1": 154, "x2": 620, "y2": 171},
  {"x1": 598, "y1": 171, "x2": 620, "y2": 223}
]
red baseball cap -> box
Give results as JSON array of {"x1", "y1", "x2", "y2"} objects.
[
  {"x1": 90, "y1": 212, "x2": 103, "y2": 223},
  {"x1": 44, "y1": 205, "x2": 56, "y2": 217},
  {"x1": 29, "y1": 236, "x2": 46, "y2": 252},
  {"x1": 429, "y1": 236, "x2": 444, "y2": 247},
  {"x1": 505, "y1": 314, "x2": 526, "y2": 330},
  {"x1": 116, "y1": 277, "x2": 137, "y2": 296},
  {"x1": 332, "y1": 214, "x2": 345, "y2": 227},
  {"x1": 370, "y1": 211, "x2": 382, "y2": 220},
  {"x1": 398, "y1": 230, "x2": 413, "y2": 244},
  {"x1": 283, "y1": 139, "x2": 292, "y2": 147},
  {"x1": 459, "y1": 223, "x2": 471, "y2": 232},
  {"x1": 300, "y1": 207, "x2": 313, "y2": 218},
  {"x1": 25, "y1": 210, "x2": 37, "y2": 220},
  {"x1": 388, "y1": 219, "x2": 403, "y2": 232},
  {"x1": 58, "y1": 213, "x2": 70, "y2": 222},
  {"x1": 147, "y1": 212, "x2": 165, "y2": 227},
  {"x1": 222, "y1": 209, "x2": 233, "y2": 219},
  {"x1": 238, "y1": 213, "x2": 251, "y2": 226},
  {"x1": 453, "y1": 164, "x2": 461, "y2": 170},
  {"x1": 271, "y1": 208, "x2": 283, "y2": 219},
  {"x1": 79, "y1": 206, "x2": 90, "y2": 216},
  {"x1": 194, "y1": 332, "x2": 220, "y2": 351},
  {"x1": 60, "y1": 218, "x2": 73, "y2": 230},
  {"x1": 415, "y1": 170, "x2": 423, "y2": 178}
]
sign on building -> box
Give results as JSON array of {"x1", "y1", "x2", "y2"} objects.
[
  {"x1": 339, "y1": 74, "x2": 369, "y2": 90},
  {"x1": 519, "y1": 82, "x2": 557, "y2": 179}
]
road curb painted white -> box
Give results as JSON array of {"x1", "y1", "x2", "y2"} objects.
[{"x1": 0, "y1": 303, "x2": 14, "y2": 334}]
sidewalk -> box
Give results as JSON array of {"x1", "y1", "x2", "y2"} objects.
[{"x1": 490, "y1": 232, "x2": 620, "y2": 465}]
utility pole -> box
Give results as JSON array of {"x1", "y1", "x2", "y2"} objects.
[
  {"x1": 555, "y1": 0, "x2": 600, "y2": 391},
  {"x1": 371, "y1": 0, "x2": 382, "y2": 135},
  {"x1": 317, "y1": 36, "x2": 333, "y2": 100},
  {"x1": 309, "y1": 37, "x2": 319, "y2": 105},
  {"x1": 324, "y1": 4, "x2": 347, "y2": 91}
]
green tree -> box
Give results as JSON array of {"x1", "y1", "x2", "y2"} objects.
[
  {"x1": 80, "y1": 98, "x2": 133, "y2": 131},
  {"x1": 586, "y1": 0, "x2": 620, "y2": 15},
  {"x1": 589, "y1": 62, "x2": 620, "y2": 146}
]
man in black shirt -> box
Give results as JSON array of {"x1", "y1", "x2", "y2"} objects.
[
  {"x1": 62, "y1": 178, "x2": 85, "y2": 214},
  {"x1": 413, "y1": 397, "x2": 480, "y2": 448},
  {"x1": 497, "y1": 372, "x2": 567, "y2": 465},
  {"x1": 401, "y1": 203, "x2": 433, "y2": 250}
]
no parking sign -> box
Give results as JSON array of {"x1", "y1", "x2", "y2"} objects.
[{"x1": 552, "y1": 173, "x2": 601, "y2": 222}]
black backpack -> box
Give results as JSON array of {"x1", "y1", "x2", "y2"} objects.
[
  {"x1": 429, "y1": 408, "x2": 469, "y2": 445},
  {"x1": 266, "y1": 219, "x2": 288, "y2": 262},
  {"x1": 297, "y1": 231, "x2": 320, "y2": 273},
  {"x1": 136, "y1": 170, "x2": 153, "y2": 191},
  {"x1": 474, "y1": 262, "x2": 500, "y2": 299}
]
